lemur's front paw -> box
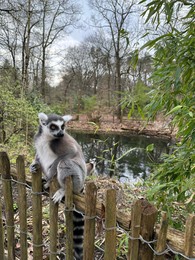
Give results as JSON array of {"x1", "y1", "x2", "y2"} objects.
[
  {"x1": 43, "y1": 181, "x2": 50, "y2": 190},
  {"x1": 52, "y1": 188, "x2": 65, "y2": 204},
  {"x1": 30, "y1": 163, "x2": 40, "y2": 173}
]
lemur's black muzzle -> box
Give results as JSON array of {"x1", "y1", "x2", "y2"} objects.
[{"x1": 55, "y1": 131, "x2": 64, "y2": 138}]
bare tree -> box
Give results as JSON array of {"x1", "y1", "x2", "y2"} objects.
[
  {"x1": 38, "y1": 0, "x2": 81, "y2": 100},
  {"x1": 86, "y1": 31, "x2": 114, "y2": 107},
  {"x1": 0, "y1": 0, "x2": 81, "y2": 99},
  {"x1": 90, "y1": 0, "x2": 137, "y2": 121},
  {"x1": 0, "y1": 4, "x2": 20, "y2": 81}
]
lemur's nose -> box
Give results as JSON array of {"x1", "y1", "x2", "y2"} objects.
[{"x1": 56, "y1": 131, "x2": 64, "y2": 137}]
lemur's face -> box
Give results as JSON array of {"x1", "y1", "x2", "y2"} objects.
[
  {"x1": 38, "y1": 113, "x2": 72, "y2": 139},
  {"x1": 46, "y1": 120, "x2": 65, "y2": 138}
]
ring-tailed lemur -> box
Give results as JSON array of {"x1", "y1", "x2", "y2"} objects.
[{"x1": 30, "y1": 112, "x2": 86, "y2": 259}]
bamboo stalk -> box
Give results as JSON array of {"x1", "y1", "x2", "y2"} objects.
[
  {"x1": 0, "y1": 151, "x2": 15, "y2": 260},
  {"x1": 83, "y1": 181, "x2": 97, "y2": 260},
  {"x1": 16, "y1": 155, "x2": 28, "y2": 260},
  {"x1": 128, "y1": 199, "x2": 142, "y2": 260},
  {"x1": 49, "y1": 178, "x2": 59, "y2": 260},
  {"x1": 154, "y1": 212, "x2": 168, "y2": 260},
  {"x1": 64, "y1": 176, "x2": 74, "y2": 260},
  {"x1": 104, "y1": 189, "x2": 117, "y2": 260},
  {"x1": 32, "y1": 167, "x2": 43, "y2": 260},
  {"x1": 0, "y1": 199, "x2": 5, "y2": 260},
  {"x1": 184, "y1": 214, "x2": 195, "y2": 257}
]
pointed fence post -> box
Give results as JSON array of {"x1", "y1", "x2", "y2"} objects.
[
  {"x1": 0, "y1": 152, "x2": 15, "y2": 260},
  {"x1": 49, "y1": 178, "x2": 59, "y2": 260},
  {"x1": 16, "y1": 155, "x2": 28, "y2": 260},
  {"x1": 184, "y1": 214, "x2": 195, "y2": 258},
  {"x1": 0, "y1": 200, "x2": 5, "y2": 260},
  {"x1": 128, "y1": 199, "x2": 142, "y2": 260},
  {"x1": 64, "y1": 176, "x2": 74, "y2": 260},
  {"x1": 83, "y1": 181, "x2": 97, "y2": 260},
  {"x1": 32, "y1": 166, "x2": 43, "y2": 259},
  {"x1": 104, "y1": 189, "x2": 117, "y2": 260},
  {"x1": 139, "y1": 199, "x2": 158, "y2": 260},
  {"x1": 154, "y1": 212, "x2": 168, "y2": 260}
]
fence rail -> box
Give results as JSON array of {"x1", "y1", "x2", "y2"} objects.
[{"x1": 0, "y1": 151, "x2": 194, "y2": 260}]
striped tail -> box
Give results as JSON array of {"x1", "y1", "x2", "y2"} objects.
[{"x1": 73, "y1": 210, "x2": 84, "y2": 259}]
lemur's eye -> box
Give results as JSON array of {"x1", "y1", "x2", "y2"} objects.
[
  {"x1": 50, "y1": 124, "x2": 58, "y2": 131},
  {"x1": 61, "y1": 124, "x2": 65, "y2": 130}
]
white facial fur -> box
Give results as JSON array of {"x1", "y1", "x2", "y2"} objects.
[
  {"x1": 43, "y1": 120, "x2": 65, "y2": 139},
  {"x1": 38, "y1": 113, "x2": 72, "y2": 138}
]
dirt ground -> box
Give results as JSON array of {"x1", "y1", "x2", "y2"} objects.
[{"x1": 68, "y1": 114, "x2": 176, "y2": 140}]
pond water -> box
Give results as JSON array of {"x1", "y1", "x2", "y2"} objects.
[{"x1": 70, "y1": 131, "x2": 171, "y2": 183}]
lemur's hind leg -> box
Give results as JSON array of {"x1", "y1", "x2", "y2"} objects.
[
  {"x1": 44, "y1": 163, "x2": 58, "y2": 189},
  {"x1": 52, "y1": 159, "x2": 85, "y2": 203}
]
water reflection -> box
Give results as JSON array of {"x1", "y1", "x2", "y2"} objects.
[{"x1": 70, "y1": 131, "x2": 169, "y2": 183}]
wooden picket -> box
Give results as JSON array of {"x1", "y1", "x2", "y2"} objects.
[
  {"x1": 49, "y1": 177, "x2": 59, "y2": 260},
  {"x1": 139, "y1": 199, "x2": 158, "y2": 259},
  {"x1": 83, "y1": 181, "x2": 97, "y2": 260},
  {"x1": 184, "y1": 214, "x2": 195, "y2": 258},
  {"x1": 0, "y1": 199, "x2": 4, "y2": 260},
  {"x1": 128, "y1": 199, "x2": 142, "y2": 260},
  {"x1": 16, "y1": 155, "x2": 28, "y2": 260},
  {"x1": 32, "y1": 163, "x2": 43, "y2": 259},
  {"x1": 0, "y1": 151, "x2": 195, "y2": 260},
  {"x1": 104, "y1": 189, "x2": 117, "y2": 260},
  {"x1": 64, "y1": 176, "x2": 74, "y2": 260},
  {"x1": 154, "y1": 212, "x2": 168, "y2": 260},
  {"x1": 0, "y1": 152, "x2": 15, "y2": 260}
]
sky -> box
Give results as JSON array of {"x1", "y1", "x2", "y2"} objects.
[{"x1": 49, "y1": 0, "x2": 92, "y2": 86}]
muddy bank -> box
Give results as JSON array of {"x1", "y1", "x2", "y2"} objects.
[{"x1": 68, "y1": 114, "x2": 176, "y2": 140}]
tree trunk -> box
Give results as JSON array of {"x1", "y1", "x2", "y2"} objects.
[
  {"x1": 115, "y1": 52, "x2": 122, "y2": 122},
  {"x1": 41, "y1": 47, "x2": 46, "y2": 99},
  {"x1": 22, "y1": 0, "x2": 31, "y2": 95}
]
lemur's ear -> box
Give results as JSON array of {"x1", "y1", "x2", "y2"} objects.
[
  {"x1": 62, "y1": 115, "x2": 72, "y2": 122},
  {"x1": 38, "y1": 112, "x2": 48, "y2": 125}
]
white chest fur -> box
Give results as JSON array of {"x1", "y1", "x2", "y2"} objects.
[{"x1": 35, "y1": 137, "x2": 57, "y2": 176}]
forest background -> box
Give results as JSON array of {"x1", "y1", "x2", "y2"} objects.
[{"x1": 0, "y1": 0, "x2": 194, "y2": 229}]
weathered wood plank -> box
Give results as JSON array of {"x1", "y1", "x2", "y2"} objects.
[
  {"x1": 49, "y1": 178, "x2": 59, "y2": 260},
  {"x1": 32, "y1": 167, "x2": 43, "y2": 259},
  {"x1": 0, "y1": 199, "x2": 5, "y2": 260},
  {"x1": 16, "y1": 155, "x2": 28, "y2": 260},
  {"x1": 154, "y1": 211, "x2": 168, "y2": 260},
  {"x1": 104, "y1": 189, "x2": 117, "y2": 260},
  {"x1": 64, "y1": 176, "x2": 74, "y2": 260},
  {"x1": 128, "y1": 199, "x2": 142, "y2": 260},
  {"x1": 139, "y1": 199, "x2": 158, "y2": 260},
  {"x1": 83, "y1": 181, "x2": 97, "y2": 260},
  {"x1": 184, "y1": 214, "x2": 195, "y2": 257},
  {"x1": 0, "y1": 152, "x2": 15, "y2": 260}
]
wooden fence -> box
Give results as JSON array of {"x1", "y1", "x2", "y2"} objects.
[{"x1": 0, "y1": 151, "x2": 194, "y2": 260}]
